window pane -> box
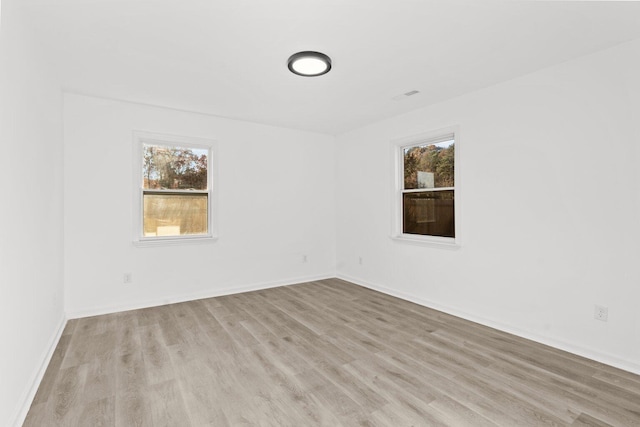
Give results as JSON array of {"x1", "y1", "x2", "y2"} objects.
[
  {"x1": 403, "y1": 191, "x2": 454, "y2": 238},
  {"x1": 143, "y1": 193, "x2": 208, "y2": 237},
  {"x1": 404, "y1": 139, "x2": 454, "y2": 190},
  {"x1": 143, "y1": 144, "x2": 208, "y2": 190}
]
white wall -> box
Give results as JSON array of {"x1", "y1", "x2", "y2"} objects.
[
  {"x1": 64, "y1": 94, "x2": 336, "y2": 316},
  {"x1": 0, "y1": 2, "x2": 65, "y2": 426},
  {"x1": 336, "y1": 38, "x2": 640, "y2": 374}
]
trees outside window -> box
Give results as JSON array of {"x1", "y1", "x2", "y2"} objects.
[
  {"x1": 134, "y1": 132, "x2": 217, "y2": 244},
  {"x1": 392, "y1": 128, "x2": 459, "y2": 246}
]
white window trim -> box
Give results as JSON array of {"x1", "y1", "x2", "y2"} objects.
[
  {"x1": 390, "y1": 126, "x2": 461, "y2": 249},
  {"x1": 132, "y1": 131, "x2": 218, "y2": 246}
]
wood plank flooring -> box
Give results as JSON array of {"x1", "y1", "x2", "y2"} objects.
[{"x1": 24, "y1": 279, "x2": 640, "y2": 426}]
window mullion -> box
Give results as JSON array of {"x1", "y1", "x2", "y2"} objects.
[
  {"x1": 143, "y1": 189, "x2": 209, "y2": 195},
  {"x1": 402, "y1": 187, "x2": 454, "y2": 194}
]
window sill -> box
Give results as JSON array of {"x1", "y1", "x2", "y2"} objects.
[
  {"x1": 390, "y1": 234, "x2": 460, "y2": 250},
  {"x1": 133, "y1": 235, "x2": 218, "y2": 247}
]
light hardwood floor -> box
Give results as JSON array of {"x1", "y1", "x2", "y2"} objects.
[{"x1": 24, "y1": 279, "x2": 640, "y2": 426}]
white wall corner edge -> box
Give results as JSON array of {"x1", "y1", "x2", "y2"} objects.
[
  {"x1": 65, "y1": 273, "x2": 336, "y2": 319},
  {"x1": 11, "y1": 314, "x2": 67, "y2": 427},
  {"x1": 336, "y1": 273, "x2": 640, "y2": 377}
]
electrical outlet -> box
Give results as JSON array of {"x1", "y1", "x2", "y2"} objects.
[
  {"x1": 302, "y1": 254, "x2": 308, "y2": 263},
  {"x1": 594, "y1": 305, "x2": 608, "y2": 322},
  {"x1": 123, "y1": 273, "x2": 132, "y2": 284},
  {"x1": 359, "y1": 256, "x2": 363, "y2": 265}
]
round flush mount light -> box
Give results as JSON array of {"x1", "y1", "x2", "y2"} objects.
[{"x1": 287, "y1": 51, "x2": 332, "y2": 77}]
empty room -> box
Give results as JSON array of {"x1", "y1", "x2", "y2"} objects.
[{"x1": 2, "y1": 0, "x2": 640, "y2": 426}]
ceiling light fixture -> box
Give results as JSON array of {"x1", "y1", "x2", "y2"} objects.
[{"x1": 287, "y1": 51, "x2": 332, "y2": 77}]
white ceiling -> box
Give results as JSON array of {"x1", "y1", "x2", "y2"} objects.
[{"x1": 19, "y1": 0, "x2": 640, "y2": 135}]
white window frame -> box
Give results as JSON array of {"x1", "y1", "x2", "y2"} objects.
[
  {"x1": 132, "y1": 131, "x2": 218, "y2": 246},
  {"x1": 391, "y1": 126, "x2": 460, "y2": 248}
]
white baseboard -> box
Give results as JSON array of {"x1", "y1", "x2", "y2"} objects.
[
  {"x1": 11, "y1": 314, "x2": 67, "y2": 427},
  {"x1": 66, "y1": 273, "x2": 334, "y2": 319},
  {"x1": 337, "y1": 273, "x2": 640, "y2": 376}
]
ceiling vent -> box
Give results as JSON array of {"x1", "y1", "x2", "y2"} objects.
[{"x1": 392, "y1": 90, "x2": 420, "y2": 101}]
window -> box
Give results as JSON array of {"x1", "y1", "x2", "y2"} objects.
[
  {"x1": 392, "y1": 127, "x2": 459, "y2": 247},
  {"x1": 133, "y1": 132, "x2": 217, "y2": 244}
]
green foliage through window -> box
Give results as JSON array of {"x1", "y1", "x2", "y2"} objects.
[
  {"x1": 404, "y1": 141, "x2": 454, "y2": 190},
  {"x1": 143, "y1": 144, "x2": 208, "y2": 190},
  {"x1": 400, "y1": 137, "x2": 455, "y2": 239}
]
